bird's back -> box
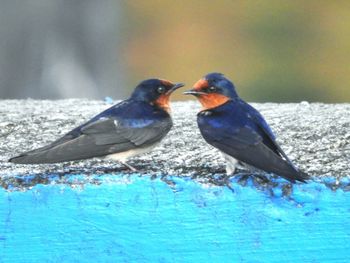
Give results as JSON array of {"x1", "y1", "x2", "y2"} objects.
[
  {"x1": 197, "y1": 100, "x2": 309, "y2": 182},
  {"x1": 10, "y1": 100, "x2": 173, "y2": 164}
]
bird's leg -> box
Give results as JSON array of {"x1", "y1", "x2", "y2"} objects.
[
  {"x1": 120, "y1": 161, "x2": 138, "y2": 172},
  {"x1": 225, "y1": 161, "x2": 236, "y2": 175},
  {"x1": 220, "y1": 152, "x2": 238, "y2": 175}
]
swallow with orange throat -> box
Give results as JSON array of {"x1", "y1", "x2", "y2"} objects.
[
  {"x1": 10, "y1": 79, "x2": 184, "y2": 171},
  {"x1": 184, "y1": 73, "x2": 309, "y2": 183}
]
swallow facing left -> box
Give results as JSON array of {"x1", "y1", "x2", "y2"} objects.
[
  {"x1": 9, "y1": 79, "x2": 184, "y2": 170},
  {"x1": 184, "y1": 73, "x2": 309, "y2": 183}
]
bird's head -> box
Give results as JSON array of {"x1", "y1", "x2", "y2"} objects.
[
  {"x1": 131, "y1": 79, "x2": 184, "y2": 112},
  {"x1": 184, "y1": 73, "x2": 238, "y2": 110}
]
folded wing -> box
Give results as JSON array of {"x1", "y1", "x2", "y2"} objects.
[
  {"x1": 9, "y1": 117, "x2": 172, "y2": 164},
  {"x1": 239, "y1": 100, "x2": 300, "y2": 170},
  {"x1": 200, "y1": 120, "x2": 309, "y2": 183}
]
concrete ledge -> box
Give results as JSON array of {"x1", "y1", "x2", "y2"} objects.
[
  {"x1": 0, "y1": 99, "x2": 349, "y2": 262},
  {"x1": 1, "y1": 99, "x2": 349, "y2": 186}
]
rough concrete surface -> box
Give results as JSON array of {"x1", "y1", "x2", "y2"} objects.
[{"x1": 0, "y1": 99, "x2": 349, "y2": 190}]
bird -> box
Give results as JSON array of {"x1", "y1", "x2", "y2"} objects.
[
  {"x1": 9, "y1": 78, "x2": 184, "y2": 171},
  {"x1": 184, "y1": 73, "x2": 309, "y2": 183}
]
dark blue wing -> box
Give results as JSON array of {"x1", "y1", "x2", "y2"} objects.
[
  {"x1": 198, "y1": 116, "x2": 262, "y2": 149},
  {"x1": 197, "y1": 101, "x2": 308, "y2": 182},
  {"x1": 238, "y1": 100, "x2": 297, "y2": 169},
  {"x1": 10, "y1": 100, "x2": 172, "y2": 164}
]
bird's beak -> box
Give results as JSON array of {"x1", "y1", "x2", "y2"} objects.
[
  {"x1": 183, "y1": 89, "x2": 206, "y2": 96},
  {"x1": 166, "y1": 83, "x2": 185, "y2": 95}
]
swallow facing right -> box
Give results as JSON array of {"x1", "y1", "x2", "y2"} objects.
[
  {"x1": 184, "y1": 73, "x2": 309, "y2": 183},
  {"x1": 9, "y1": 78, "x2": 184, "y2": 170}
]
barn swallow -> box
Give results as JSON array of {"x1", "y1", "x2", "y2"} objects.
[
  {"x1": 9, "y1": 79, "x2": 184, "y2": 171},
  {"x1": 184, "y1": 73, "x2": 309, "y2": 183}
]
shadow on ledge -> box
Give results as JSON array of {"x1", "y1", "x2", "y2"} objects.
[{"x1": 1, "y1": 165, "x2": 349, "y2": 197}]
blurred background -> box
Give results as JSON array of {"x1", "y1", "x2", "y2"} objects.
[{"x1": 0, "y1": 0, "x2": 349, "y2": 102}]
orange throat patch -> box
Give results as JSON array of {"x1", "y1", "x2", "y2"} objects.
[
  {"x1": 197, "y1": 93, "x2": 230, "y2": 110},
  {"x1": 154, "y1": 94, "x2": 171, "y2": 112}
]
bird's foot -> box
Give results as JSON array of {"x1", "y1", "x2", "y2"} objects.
[
  {"x1": 120, "y1": 161, "x2": 138, "y2": 172},
  {"x1": 231, "y1": 172, "x2": 273, "y2": 188},
  {"x1": 161, "y1": 175, "x2": 177, "y2": 189},
  {"x1": 230, "y1": 172, "x2": 252, "y2": 186},
  {"x1": 208, "y1": 174, "x2": 235, "y2": 192}
]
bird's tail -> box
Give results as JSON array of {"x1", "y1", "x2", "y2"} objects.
[
  {"x1": 9, "y1": 149, "x2": 64, "y2": 164},
  {"x1": 9, "y1": 134, "x2": 111, "y2": 164},
  {"x1": 259, "y1": 156, "x2": 310, "y2": 183},
  {"x1": 9, "y1": 154, "x2": 47, "y2": 164},
  {"x1": 282, "y1": 169, "x2": 309, "y2": 183},
  {"x1": 241, "y1": 144, "x2": 310, "y2": 183},
  {"x1": 265, "y1": 155, "x2": 310, "y2": 183},
  {"x1": 9, "y1": 145, "x2": 98, "y2": 164}
]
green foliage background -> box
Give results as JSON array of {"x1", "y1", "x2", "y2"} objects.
[{"x1": 121, "y1": 1, "x2": 350, "y2": 102}]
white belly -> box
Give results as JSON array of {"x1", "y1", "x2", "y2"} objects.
[
  {"x1": 106, "y1": 143, "x2": 158, "y2": 162},
  {"x1": 220, "y1": 151, "x2": 238, "y2": 175}
]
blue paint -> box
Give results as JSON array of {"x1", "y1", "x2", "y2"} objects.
[{"x1": 0, "y1": 175, "x2": 349, "y2": 262}]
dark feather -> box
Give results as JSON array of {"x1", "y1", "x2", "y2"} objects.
[
  {"x1": 10, "y1": 100, "x2": 172, "y2": 164},
  {"x1": 240, "y1": 100, "x2": 297, "y2": 169},
  {"x1": 208, "y1": 133, "x2": 308, "y2": 183},
  {"x1": 198, "y1": 100, "x2": 309, "y2": 183}
]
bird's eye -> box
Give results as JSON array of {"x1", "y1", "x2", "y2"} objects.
[
  {"x1": 157, "y1": 86, "x2": 166, "y2": 94},
  {"x1": 208, "y1": 86, "x2": 216, "y2": 92}
]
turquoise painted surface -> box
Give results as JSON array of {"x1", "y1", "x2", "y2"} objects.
[{"x1": 0, "y1": 175, "x2": 350, "y2": 262}]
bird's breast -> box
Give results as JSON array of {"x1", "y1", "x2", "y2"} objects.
[
  {"x1": 198, "y1": 112, "x2": 225, "y2": 129},
  {"x1": 198, "y1": 94, "x2": 230, "y2": 110},
  {"x1": 106, "y1": 142, "x2": 159, "y2": 162},
  {"x1": 154, "y1": 94, "x2": 171, "y2": 113}
]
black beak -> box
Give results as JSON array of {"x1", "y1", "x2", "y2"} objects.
[
  {"x1": 166, "y1": 83, "x2": 185, "y2": 95},
  {"x1": 183, "y1": 89, "x2": 206, "y2": 96}
]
